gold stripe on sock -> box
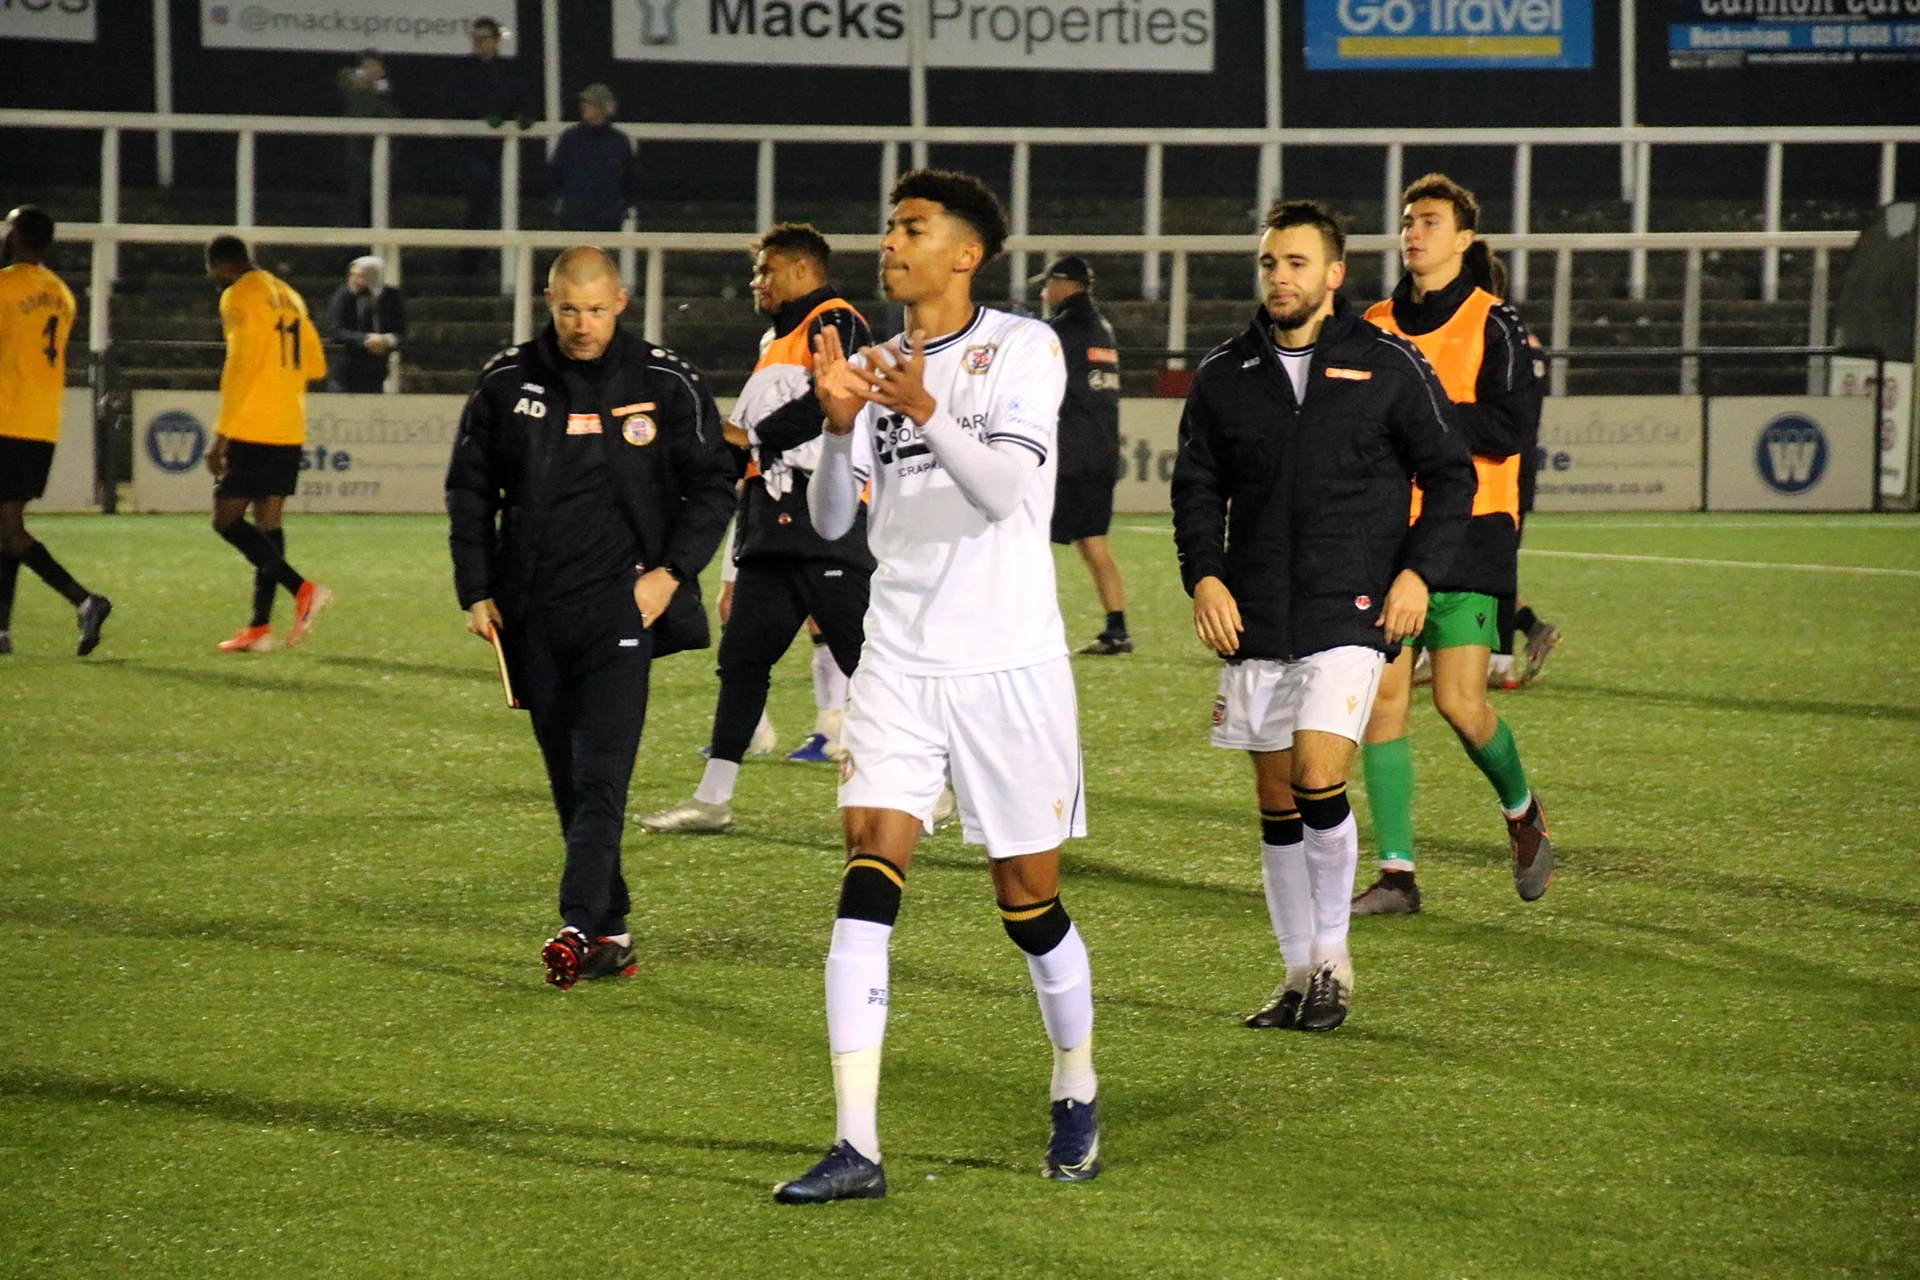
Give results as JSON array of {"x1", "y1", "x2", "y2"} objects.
[
  {"x1": 1294, "y1": 783, "x2": 1347, "y2": 801},
  {"x1": 844, "y1": 856, "x2": 904, "y2": 889},
  {"x1": 998, "y1": 898, "x2": 1058, "y2": 923}
]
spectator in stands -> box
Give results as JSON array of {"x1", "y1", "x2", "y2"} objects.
[
  {"x1": 324, "y1": 256, "x2": 406, "y2": 393},
  {"x1": 549, "y1": 83, "x2": 638, "y2": 235},
  {"x1": 337, "y1": 49, "x2": 397, "y2": 226},
  {"x1": 451, "y1": 17, "x2": 529, "y2": 271}
]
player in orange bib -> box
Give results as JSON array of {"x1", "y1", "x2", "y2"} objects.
[
  {"x1": 0, "y1": 206, "x2": 110, "y2": 656},
  {"x1": 204, "y1": 235, "x2": 334, "y2": 652}
]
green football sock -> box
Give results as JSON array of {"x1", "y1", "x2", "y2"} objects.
[
  {"x1": 1361, "y1": 735, "x2": 1416, "y2": 870},
  {"x1": 1464, "y1": 717, "x2": 1532, "y2": 813}
]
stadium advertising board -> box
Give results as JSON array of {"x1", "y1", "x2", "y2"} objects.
[
  {"x1": 0, "y1": 0, "x2": 95, "y2": 43},
  {"x1": 1667, "y1": 0, "x2": 1920, "y2": 69},
  {"x1": 199, "y1": 1, "x2": 515, "y2": 54},
  {"x1": 1829, "y1": 357, "x2": 1913, "y2": 498},
  {"x1": 1114, "y1": 398, "x2": 1181, "y2": 513},
  {"x1": 1705, "y1": 396, "x2": 1877, "y2": 510},
  {"x1": 38, "y1": 389, "x2": 97, "y2": 513},
  {"x1": 614, "y1": 0, "x2": 1215, "y2": 71},
  {"x1": 133, "y1": 392, "x2": 463, "y2": 514},
  {"x1": 1531, "y1": 396, "x2": 1702, "y2": 512},
  {"x1": 1303, "y1": 0, "x2": 1594, "y2": 70}
]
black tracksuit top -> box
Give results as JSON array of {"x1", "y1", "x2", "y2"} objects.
[
  {"x1": 1170, "y1": 297, "x2": 1478, "y2": 662},
  {"x1": 445, "y1": 325, "x2": 737, "y2": 627},
  {"x1": 1046, "y1": 292, "x2": 1122, "y2": 481}
]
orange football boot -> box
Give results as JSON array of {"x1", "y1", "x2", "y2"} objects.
[
  {"x1": 217, "y1": 624, "x2": 274, "y2": 653},
  {"x1": 286, "y1": 582, "x2": 335, "y2": 648}
]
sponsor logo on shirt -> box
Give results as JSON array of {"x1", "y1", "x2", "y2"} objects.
[
  {"x1": 512, "y1": 397, "x2": 547, "y2": 418},
  {"x1": 1086, "y1": 347, "x2": 1119, "y2": 364},
  {"x1": 961, "y1": 343, "x2": 998, "y2": 375},
  {"x1": 521, "y1": 382, "x2": 545, "y2": 393},
  {"x1": 566, "y1": 413, "x2": 603, "y2": 435},
  {"x1": 622, "y1": 414, "x2": 657, "y2": 446},
  {"x1": 1325, "y1": 367, "x2": 1373, "y2": 381}
]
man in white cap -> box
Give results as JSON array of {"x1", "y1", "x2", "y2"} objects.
[{"x1": 323, "y1": 256, "x2": 406, "y2": 393}]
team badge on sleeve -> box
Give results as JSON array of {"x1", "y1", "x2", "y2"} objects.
[
  {"x1": 622, "y1": 414, "x2": 657, "y2": 446},
  {"x1": 1355, "y1": 595, "x2": 1372, "y2": 610}
]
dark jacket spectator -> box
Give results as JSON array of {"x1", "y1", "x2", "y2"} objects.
[
  {"x1": 324, "y1": 257, "x2": 407, "y2": 393},
  {"x1": 550, "y1": 84, "x2": 637, "y2": 233}
]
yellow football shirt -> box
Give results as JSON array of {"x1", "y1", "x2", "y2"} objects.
[
  {"x1": 0, "y1": 261, "x2": 78, "y2": 444},
  {"x1": 215, "y1": 269, "x2": 327, "y2": 446}
]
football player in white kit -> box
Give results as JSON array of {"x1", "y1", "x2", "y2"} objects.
[{"x1": 773, "y1": 170, "x2": 1100, "y2": 1203}]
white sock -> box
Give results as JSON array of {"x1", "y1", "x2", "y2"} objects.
[
  {"x1": 1302, "y1": 813, "x2": 1360, "y2": 964},
  {"x1": 1025, "y1": 924, "x2": 1096, "y2": 1103},
  {"x1": 1259, "y1": 841, "x2": 1314, "y2": 979},
  {"x1": 1489, "y1": 652, "x2": 1515, "y2": 680},
  {"x1": 812, "y1": 644, "x2": 847, "y2": 723},
  {"x1": 603, "y1": 932, "x2": 631, "y2": 946},
  {"x1": 1501, "y1": 790, "x2": 1534, "y2": 821},
  {"x1": 816, "y1": 706, "x2": 844, "y2": 744},
  {"x1": 752, "y1": 709, "x2": 775, "y2": 746},
  {"x1": 693, "y1": 758, "x2": 738, "y2": 806},
  {"x1": 825, "y1": 918, "x2": 891, "y2": 1162}
]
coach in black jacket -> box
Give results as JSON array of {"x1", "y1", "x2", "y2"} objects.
[
  {"x1": 447, "y1": 247, "x2": 735, "y2": 989},
  {"x1": 1170, "y1": 201, "x2": 1473, "y2": 1034}
]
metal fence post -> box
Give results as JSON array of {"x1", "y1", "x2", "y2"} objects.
[
  {"x1": 1762, "y1": 140, "x2": 1783, "y2": 303},
  {"x1": 1629, "y1": 142, "x2": 1649, "y2": 301},
  {"x1": 1167, "y1": 250, "x2": 1189, "y2": 372},
  {"x1": 756, "y1": 139, "x2": 775, "y2": 233},
  {"x1": 512, "y1": 241, "x2": 534, "y2": 343},
  {"x1": 1550, "y1": 247, "x2": 1572, "y2": 398},
  {"x1": 236, "y1": 129, "x2": 256, "y2": 229},
  {"x1": 1681, "y1": 247, "x2": 1702, "y2": 395},
  {"x1": 1009, "y1": 141, "x2": 1031, "y2": 303},
  {"x1": 644, "y1": 246, "x2": 665, "y2": 343},
  {"x1": 878, "y1": 142, "x2": 898, "y2": 233},
  {"x1": 93, "y1": 132, "x2": 117, "y2": 380},
  {"x1": 1879, "y1": 141, "x2": 1898, "y2": 207},
  {"x1": 1143, "y1": 143, "x2": 1163, "y2": 302},
  {"x1": 1807, "y1": 245, "x2": 1830, "y2": 394},
  {"x1": 500, "y1": 134, "x2": 520, "y2": 297},
  {"x1": 1510, "y1": 142, "x2": 1532, "y2": 303},
  {"x1": 1382, "y1": 142, "x2": 1404, "y2": 294}
]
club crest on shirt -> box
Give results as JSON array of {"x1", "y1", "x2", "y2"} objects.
[
  {"x1": 1355, "y1": 595, "x2": 1372, "y2": 610},
  {"x1": 961, "y1": 343, "x2": 998, "y2": 375},
  {"x1": 622, "y1": 414, "x2": 657, "y2": 446}
]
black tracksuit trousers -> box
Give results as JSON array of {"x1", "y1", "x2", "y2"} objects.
[
  {"x1": 512, "y1": 582, "x2": 652, "y2": 938},
  {"x1": 707, "y1": 558, "x2": 868, "y2": 763}
]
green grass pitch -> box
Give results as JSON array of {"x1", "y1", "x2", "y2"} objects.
[{"x1": 2, "y1": 511, "x2": 1916, "y2": 1279}]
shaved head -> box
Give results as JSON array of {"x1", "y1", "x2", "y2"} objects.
[
  {"x1": 548, "y1": 245, "x2": 621, "y2": 289},
  {"x1": 545, "y1": 246, "x2": 629, "y2": 362}
]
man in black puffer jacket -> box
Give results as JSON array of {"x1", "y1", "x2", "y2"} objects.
[
  {"x1": 447, "y1": 246, "x2": 736, "y2": 991},
  {"x1": 1171, "y1": 200, "x2": 1473, "y2": 1036}
]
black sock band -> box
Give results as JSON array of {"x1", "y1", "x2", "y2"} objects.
[
  {"x1": 251, "y1": 529, "x2": 284, "y2": 627},
  {"x1": 20, "y1": 542, "x2": 85, "y2": 605},
  {"x1": 1260, "y1": 807, "x2": 1303, "y2": 846},
  {"x1": 1105, "y1": 610, "x2": 1127, "y2": 636},
  {"x1": 837, "y1": 854, "x2": 904, "y2": 926},
  {"x1": 1000, "y1": 895, "x2": 1073, "y2": 956},
  {"x1": 220, "y1": 520, "x2": 304, "y2": 594},
  {"x1": 0, "y1": 553, "x2": 18, "y2": 630},
  {"x1": 810, "y1": 631, "x2": 829, "y2": 647},
  {"x1": 1293, "y1": 784, "x2": 1351, "y2": 831},
  {"x1": 1496, "y1": 595, "x2": 1516, "y2": 656},
  {"x1": 1513, "y1": 605, "x2": 1538, "y2": 636}
]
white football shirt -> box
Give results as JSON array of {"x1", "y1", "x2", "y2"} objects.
[{"x1": 844, "y1": 306, "x2": 1069, "y2": 677}]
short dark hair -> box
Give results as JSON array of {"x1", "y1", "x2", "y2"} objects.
[
  {"x1": 7, "y1": 205, "x2": 55, "y2": 253},
  {"x1": 754, "y1": 222, "x2": 832, "y2": 271},
  {"x1": 889, "y1": 169, "x2": 1008, "y2": 262},
  {"x1": 205, "y1": 234, "x2": 253, "y2": 268},
  {"x1": 1401, "y1": 172, "x2": 1478, "y2": 232},
  {"x1": 1262, "y1": 200, "x2": 1347, "y2": 262},
  {"x1": 471, "y1": 16, "x2": 501, "y2": 35}
]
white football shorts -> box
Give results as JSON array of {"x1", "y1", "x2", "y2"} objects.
[
  {"x1": 838, "y1": 656, "x2": 1087, "y2": 859},
  {"x1": 1209, "y1": 645, "x2": 1385, "y2": 752}
]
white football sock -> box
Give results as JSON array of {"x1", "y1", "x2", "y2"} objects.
[
  {"x1": 812, "y1": 644, "x2": 848, "y2": 721},
  {"x1": 825, "y1": 918, "x2": 891, "y2": 1162},
  {"x1": 602, "y1": 932, "x2": 631, "y2": 946},
  {"x1": 1259, "y1": 840, "x2": 1314, "y2": 978},
  {"x1": 1302, "y1": 813, "x2": 1359, "y2": 965},
  {"x1": 1489, "y1": 652, "x2": 1515, "y2": 681},
  {"x1": 693, "y1": 758, "x2": 738, "y2": 806},
  {"x1": 1025, "y1": 924, "x2": 1096, "y2": 1102}
]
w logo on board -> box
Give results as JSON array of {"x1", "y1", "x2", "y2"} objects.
[
  {"x1": 146, "y1": 410, "x2": 207, "y2": 473},
  {"x1": 1755, "y1": 414, "x2": 1828, "y2": 495}
]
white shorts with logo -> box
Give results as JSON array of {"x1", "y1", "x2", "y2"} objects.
[
  {"x1": 838, "y1": 656, "x2": 1087, "y2": 859},
  {"x1": 1209, "y1": 646, "x2": 1386, "y2": 752}
]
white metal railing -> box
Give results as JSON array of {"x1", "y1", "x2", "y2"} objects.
[
  {"x1": 4, "y1": 109, "x2": 1914, "y2": 307},
  {"x1": 63, "y1": 222, "x2": 1857, "y2": 399}
]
